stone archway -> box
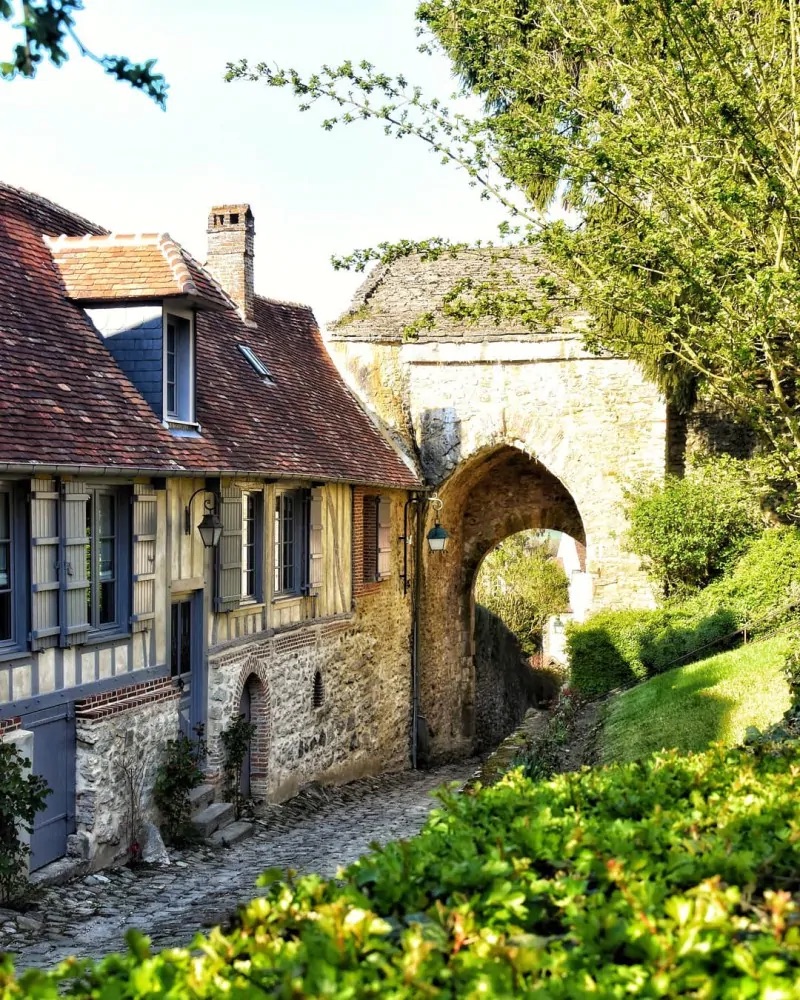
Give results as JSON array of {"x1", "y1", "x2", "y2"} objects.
[{"x1": 417, "y1": 446, "x2": 589, "y2": 761}]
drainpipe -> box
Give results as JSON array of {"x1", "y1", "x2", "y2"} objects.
[{"x1": 407, "y1": 491, "x2": 425, "y2": 770}]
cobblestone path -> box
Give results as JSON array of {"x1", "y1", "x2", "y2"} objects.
[{"x1": 3, "y1": 760, "x2": 477, "y2": 972}]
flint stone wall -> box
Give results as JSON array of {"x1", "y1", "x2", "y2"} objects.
[
  {"x1": 73, "y1": 690, "x2": 179, "y2": 871},
  {"x1": 208, "y1": 588, "x2": 412, "y2": 804}
]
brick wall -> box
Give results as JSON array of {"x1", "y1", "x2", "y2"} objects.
[
  {"x1": 0, "y1": 716, "x2": 21, "y2": 737},
  {"x1": 76, "y1": 676, "x2": 177, "y2": 721},
  {"x1": 206, "y1": 205, "x2": 254, "y2": 322}
]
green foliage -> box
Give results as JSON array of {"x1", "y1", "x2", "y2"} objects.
[
  {"x1": 0, "y1": 741, "x2": 49, "y2": 903},
  {"x1": 152, "y1": 729, "x2": 206, "y2": 846},
  {"x1": 236, "y1": 0, "x2": 800, "y2": 476},
  {"x1": 625, "y1": 458, "x2": 762, "y2": 595},
  {"x1": 475, "y1": 531, "x2": 569, "y2": 656},
  {"x1": 520, "y1": 685, "x2": 583, "y2": 781},
  {"x1": 6, "y1": 741, "x2": 800, "y2": 996},
  {"x1": 220, "y1": 713, "x2": 256, "y2": 820},
  {"x1": 568, "y1": 526, "x2": 800, "y2": 696},
  {"x1": 0, "y1": 0, "x2": 167, "y2": 107}
]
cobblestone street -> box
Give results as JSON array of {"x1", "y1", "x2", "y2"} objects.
[{"x1": 2, "y1": 760, "x2": 477, "y2": 973}]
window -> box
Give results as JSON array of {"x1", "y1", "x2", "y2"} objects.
[
  {"x1": 85, "y1": 488, "x2": 126, "y2": 632},
  {"x1": 362, "y1": 496, "x2": 379, "y2": 583},
  {"x1": 0, "y1": 490, "x2": 13, "y2": 645},
  {"x1": 165, "y1": 312, "x2": 195, "y2": 424},
  {"x1": 238, "y1": 344, "x2": 275, "y2": 384},
  {"x1": 361, "y1": 495, "x2": 392, "y2": 584},
  {"x1": 274, "y1": 490, "x2": 307, "y2": 596},
  {"x1": 241, "y1": 491, "x2": 263, "y2": 602}
]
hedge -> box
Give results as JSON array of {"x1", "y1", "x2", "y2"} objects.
[
  {"x1": 568, "y1": 527, "x2": 800, "y2": 697},
  {"x1": 3, "y1": 740, "x2": 800, "y2": 997}
]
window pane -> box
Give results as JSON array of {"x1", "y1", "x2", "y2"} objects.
[
  {"x1": 98, "y1": 493, "x2": 115, "y2": 538},
  {"x1": 0, "y1": 492, "x2": 9, "y2": 540},
  {"x1": 98, "y1": 581, "x2": 115, "y2": 625},
  {"x1": 0, "y1": 541, "x2": 9, "y2": 590},
  {"x1": 179, "y1": 601, "x2": 191, "y2": 674},
  {"x1": 170, "y1": 602, "x2": 180, "y2": 676},
  {"x1": 0, "y1": 592, "x2": 10, "y2": 642}
]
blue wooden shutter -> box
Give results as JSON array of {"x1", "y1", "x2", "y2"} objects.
[
  {"x1": 131, "y1": 486, "x2": 157, "y2": 632},
  {"x1": 59, "y1": 480, "x2": 90, "y2": 647},
  {"x1": 214, "y1": 484, "x2": 242, "y2": 612},
  {"x1": 29, "y1": 478, "x2": 60, "y2": 651},
  {"x1": 308, "y1": 488, "x2": 324, "y2": 591},
  {"x1": 377, "y1": 497, "x2": 392, "y2": 581}
]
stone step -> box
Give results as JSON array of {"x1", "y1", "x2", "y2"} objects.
[
  {"x1": 189, "y1": 783, "x2": 215, "y2": 813},
  {"x1": 191, "y1": 801, "x2": 234, "y2": 838},
  {"x1": 208, "y1": 820, "x2": 256, "y2": 849}
]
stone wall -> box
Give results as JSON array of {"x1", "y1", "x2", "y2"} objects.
[
  {"x1": 207, "y1": 571, "x2": 412, "y2": 804},
  {"x1": 72, "y1": 679, "x2": 179, "y2": 870},
  {"x1": 473, "y1": 605, "x2": 539, "y2": 753}
]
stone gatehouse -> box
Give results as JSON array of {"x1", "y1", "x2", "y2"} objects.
[{"x1": 328, "y1": 251, "x2": 669, "y2": 761}]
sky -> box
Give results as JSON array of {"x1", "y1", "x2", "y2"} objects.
[{"x1": 1, "y1": 0, "x2": 506, "y2": 325}]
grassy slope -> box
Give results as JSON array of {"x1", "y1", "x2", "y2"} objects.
[{"x1": 600, "y1": 633, "x2": 791, "y2": 764}]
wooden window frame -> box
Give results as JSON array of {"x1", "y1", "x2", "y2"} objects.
[
  {"x1": 273, "y1": 489, "x2": 309, "y2": 598},
  {"x1": 241, "y1": 490, "x2": 263, "y2": 603},
  {"x1": 0, "y1": 484, "x2": 26, "y2": 656},
  {"x1": 163, "y1": 309, "x2": 196, "y2": 426},
  {"x1": 85, "y1": 487, "x2": 130, "y2": 639}
]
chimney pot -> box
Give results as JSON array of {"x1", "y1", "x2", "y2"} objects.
[{"x1": 206, "y1": 203, "x2": 255, "y2": 322}]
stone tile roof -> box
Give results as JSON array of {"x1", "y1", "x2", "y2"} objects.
[
  {"x1": 45, "y1": 233, "x2": 231, "y2": 310},
  {"x1": 0, "y1": 183, "x2": 419, "y2": 488},
  {"x1": 329, "y1": 248, "x2": 585, "y2": 344}
]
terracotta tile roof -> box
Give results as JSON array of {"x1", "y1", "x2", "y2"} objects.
[
  {"x1": 45, "y1": 233, "x2": 231, "y2": 310},
  {"x1": 0, "y1": 183, "x2": 419, "y2": 489},
  {"x1": 0, "y1": 183, "x2": 183, "y2": 471},
  {"x1": 179, "y1": 297, "x2": 420, "y2": 488}
]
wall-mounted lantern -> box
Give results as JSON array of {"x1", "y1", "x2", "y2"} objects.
[
  {"x1": 426, "y1": 493, "x2": 449, "y2": 552},
  {"x1": 184, "y1": 487, "x2": 223, "y2": 548}
]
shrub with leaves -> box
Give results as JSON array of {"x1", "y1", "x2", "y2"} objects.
[
  {"x1": 220, "y1": 713, "x2": 256, "y2": 819},
  {"x1": 0, "y1": 741, "x2": 49, "y2": 903},
  {"x1": 5, "y1": 740, "x2": 800, "y2": 996},
  {"x1": 624, "y1": 457, "x2": 762, "y2": 596},
  {"x1": 152, "y1": 728, "x2": 206, "y2": 846}
]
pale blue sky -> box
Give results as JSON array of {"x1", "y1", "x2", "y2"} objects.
[{"x1": 1, "y1": 1, "x2": 504, "y2": 324}]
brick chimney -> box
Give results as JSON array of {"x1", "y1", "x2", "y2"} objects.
[{"x1": 206, "y1": 204, "x2": 255, "y2": 323}]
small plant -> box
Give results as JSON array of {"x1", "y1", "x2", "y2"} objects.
[
  {"x1": 153, "y1": 726, "x2": 206, "y2": 846},
  {"x1": 0, "y1": 741, "x2": 49, "y2": 902},
  {"x1": 116, "y1": 731, "x2": 147, "y2": 866},
  {"x1": 220, "y1": 713, "x2": 256, "y2": 819}
]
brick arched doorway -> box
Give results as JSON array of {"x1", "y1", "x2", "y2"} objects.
[{"x1": 235, "y1": 667, "x2": 270, "y2": 804}]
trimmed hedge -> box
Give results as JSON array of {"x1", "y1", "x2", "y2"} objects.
[
  {"x1": 3, "y1": 741, "x2": 800, "y2": 997},
  {"x1": 568, "y1": 527, "x2": 800, "y2": 697}
]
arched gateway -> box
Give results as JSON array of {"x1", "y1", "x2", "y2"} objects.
[{"x1": 327, "y1": 252, "x2": 670, "y2": 760}]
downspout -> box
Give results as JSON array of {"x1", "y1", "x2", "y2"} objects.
[{"x1": 409, "y1": 490, "x2": 425, "y2": 770}]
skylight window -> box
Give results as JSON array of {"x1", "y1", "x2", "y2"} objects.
[{"x1": 238, "y1": 344, "x2": 275, "y2": 384}]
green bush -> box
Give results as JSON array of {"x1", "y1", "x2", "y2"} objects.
[
  {"x1": 152, "y1": 729, "x2": 206, "y2": 846},
  {"x1": 0, "y1": 742, "x2": 49, "y2": 903},
  {"x1": 625, "y1": 456, "x2": 761, "y2": 595},
  {"x1": 5, "y1": 741, "x2": 800, "y2": 997},
  {"x1": 568, "y1": 527, "x2": 800, "y2": 697}
]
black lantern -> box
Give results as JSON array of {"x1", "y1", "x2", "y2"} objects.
[{"x1": 184, "y1": 487, "x2": 223, "y2": 548}]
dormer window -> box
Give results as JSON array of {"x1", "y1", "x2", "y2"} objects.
[{"x1": 164, "y1": 310, "x2": 196, "y2": 427}]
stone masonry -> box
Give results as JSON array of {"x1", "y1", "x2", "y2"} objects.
[{"x1": 327, "y1": 252, "x2": 667, "y2": 761}]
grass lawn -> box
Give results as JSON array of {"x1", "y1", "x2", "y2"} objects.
[{"x1": 600, "y1": 633, "x2": 792, "y2": 764}]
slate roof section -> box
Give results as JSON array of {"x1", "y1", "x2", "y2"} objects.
[
  {"x1": 0, "y1": 182, "x2": 419, "y2": 489},
  {"x1": 46, "y1": 233, "x2": 231, "y2": 310}
]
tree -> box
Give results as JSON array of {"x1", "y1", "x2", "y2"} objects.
[
  {"x1": 474, "y1": 531, "x2": 569, "y2": 655},
  {"x1": 1, "y1": 0, "x2": 166, "y2": 107},
  {"x1": 229, "y1": 1, "x2": 800, "y2": 480}
]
